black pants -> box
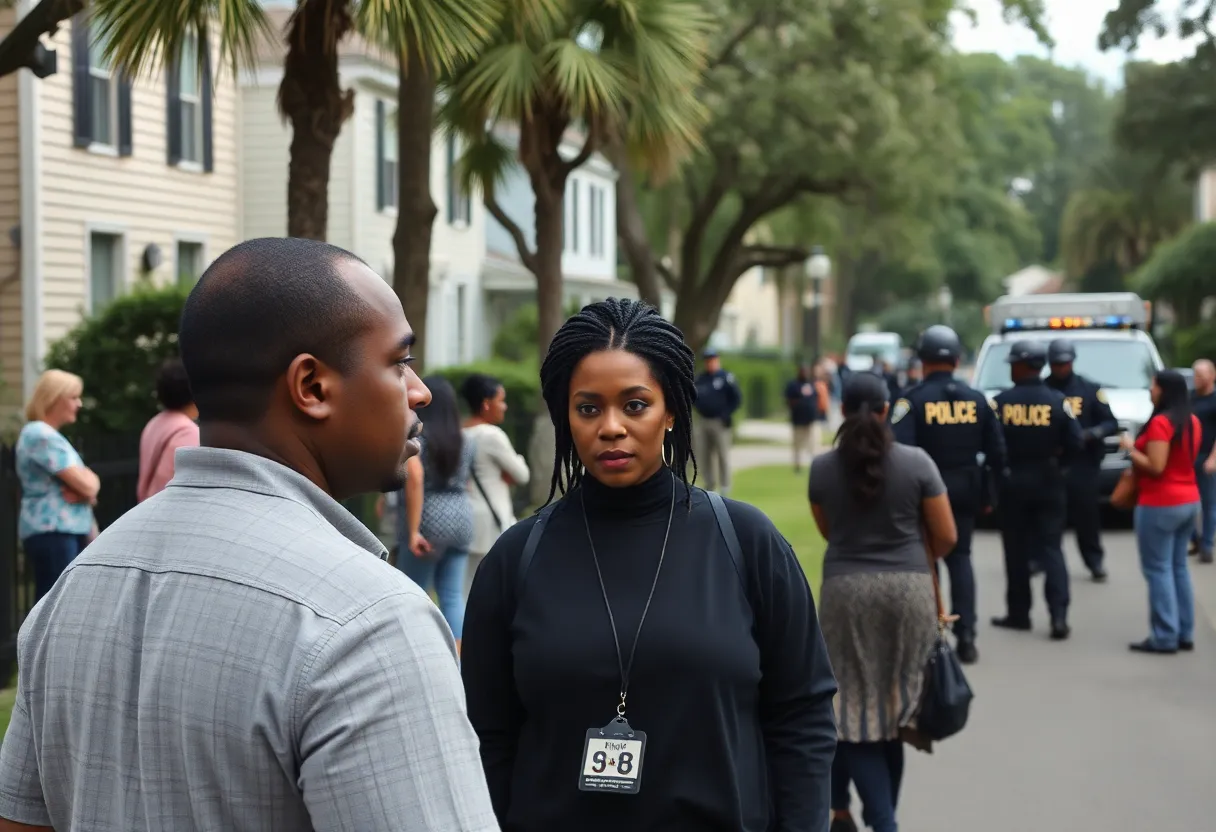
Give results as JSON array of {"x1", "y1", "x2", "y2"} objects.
[
  {"x1": 938, "y1": 509, "x2": 977, "y2": 640},
  {"x1": 999, "y1": 476, "x2": 1069, "y2": 622},
  {"x1": 831, "y1": 740, "x2": 904, "y2": 832},
  {"x1": 1065, "y1": 464, "x2": 1104, "y2": 573}
]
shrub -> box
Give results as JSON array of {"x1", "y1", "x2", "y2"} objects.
[
  {"x1": 44, "y1": 284, "x2": 190, "y2": 434},
  {"x1": 719, "y1": 352, "x2": 798, "y2": 419},
  {"x1": 429, "y1": 359, "x2": 541, "y2": 454}
]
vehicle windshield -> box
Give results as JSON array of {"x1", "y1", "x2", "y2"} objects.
[
  {"x1": 847, "y1": 340, "x2": 899, "y2": 368},
  {"x1": 976, "y1": 339, "x2": 1157, "y2": 391}
]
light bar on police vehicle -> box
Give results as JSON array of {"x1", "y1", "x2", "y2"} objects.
[
  {"x1": 984, "y1": 292, "x2": 1151, "y2": 334},
  {"x1": 1000, "y1": 314, "x2": 1136, "y2": 334}
]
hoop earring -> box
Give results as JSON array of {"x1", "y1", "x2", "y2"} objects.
[{"x1": 663, "y1": 439, "x2": 674, "y2": 468}]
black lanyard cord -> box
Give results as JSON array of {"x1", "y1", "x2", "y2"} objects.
[{"x1": 580, "y1": 475, "x2": 676, "y2": 720}]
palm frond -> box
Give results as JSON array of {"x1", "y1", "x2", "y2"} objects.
[
  {"x1": 453, "y1": 42, "x2": 545, "y2": 123},
  {"x1": 539, "y1": 38, "x2": 627, "y2": 121},
  {"x1": 89, "y1": 0, "x2": 269, "y2": 81},
  {"x1": 458, "y1": 130, "x2": 518, "y2": 200},
  {"x1": 355, "y1": 0, "x2": 499, "y2": 76}
]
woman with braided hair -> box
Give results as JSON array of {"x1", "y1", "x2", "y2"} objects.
[{"x1": 461, "y1": 298, "x2": 838, "y2": 831}]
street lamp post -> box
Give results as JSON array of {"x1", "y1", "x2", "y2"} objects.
[
  {"x1": 804, "y1": 246, "x2": 831, "y2": 362},
  {"x1": 938, "y1": 284, "x2": 953, "y2": 327}
]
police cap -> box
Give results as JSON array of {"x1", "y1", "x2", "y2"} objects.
[
  {"x1": 1047, "y1": 338, "x2": 1076, "y2": 364},
  {"x1": 1005, "y1": 340, "x2": 1048, "y2": 368},
  {"x1": 916, "y1": 325, "x2": 962, "y2": 362}
]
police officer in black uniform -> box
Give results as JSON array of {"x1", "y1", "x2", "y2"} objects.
[
  {"x1": 891, "y1": 325, "x2": 1006, "y2": 664},
  {"x1": 693, "y1": 349, "x2": 743, "y2": 495},
  {"x1": 1046, "y1": 338, "x2": 1118, "y2": 582},
  {"x1": 992, "y1": 340, "x2": 1084, "y2": 641}
]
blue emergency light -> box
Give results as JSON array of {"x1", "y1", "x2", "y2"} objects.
[{"x1": 1001, "y1": 314, "x2": 1135, "y2": 334}]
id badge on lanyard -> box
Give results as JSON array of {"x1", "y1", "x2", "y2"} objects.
[{"x1": 574, "y1": 479, "x2": 675, "y2": 795}]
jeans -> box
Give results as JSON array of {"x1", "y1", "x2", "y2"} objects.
[
  {"x1": 1134, "y1": 503, "x2": 1198, "y2": 649},
  {"x1": 22, "y1": 532, "x2": 88, "y2": 602},
  {"x1": 831, "y1": 740, "x2": 903, "y2": 832},
  {"x1": 397, "y1": 546, "x2": 469, "y2": 640},
  {"x1": 1192, "y1": 468, "x2": 1216, "y2": 552}
]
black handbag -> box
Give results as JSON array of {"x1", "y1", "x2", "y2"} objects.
[
  {"x1": 916, "y1": 629, "x2": 973, "y2": 741},
  {"x1": 914, "y1": 552, "x2": 974, "y2": 742}
]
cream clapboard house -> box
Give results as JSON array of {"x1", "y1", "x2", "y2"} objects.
[{"x1": 0, "y1": 4, "x2": 240, "y2": 410}]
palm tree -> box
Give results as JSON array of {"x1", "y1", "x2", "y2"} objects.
[
  {"x1": 440, "y1": 0, "x2": 711, "y2": 357},
  {"x1": 439, "y1": 0, "x2": 709, "y2": 506},
  {"x1": 90, "y1": 0, "x2": 498, "y2": 241},
  {"x1": 1059, "y1": 152, "x2": 1193, "y2": 280}
]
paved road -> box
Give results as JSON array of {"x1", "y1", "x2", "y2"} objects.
[
  {"x1": 731, "y1": 425, "x2": 1216, "y2": 828},
  {"x1": 900, "y1": 531, "x2": 1216, "y2": 829}
]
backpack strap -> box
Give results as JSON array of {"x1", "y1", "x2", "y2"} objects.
[
  {"x1": 513, "y1": 502, "x2": 560, "y2": 605},
  {"x1": 707, "y1": 490, "x2": 752, "y2": 612}
]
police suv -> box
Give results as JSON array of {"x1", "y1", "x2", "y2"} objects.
[{"x1": 971, "y1": 292, "x2": 1164, "y2": 503}]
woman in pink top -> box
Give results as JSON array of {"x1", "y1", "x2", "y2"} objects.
[{"x1": 138, "y1": 358, "x2": 200, "y2": 502}]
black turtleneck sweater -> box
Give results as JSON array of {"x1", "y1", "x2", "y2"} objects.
[{"x1": 461, "y1": 468, "x2": 838, "y2": 832}]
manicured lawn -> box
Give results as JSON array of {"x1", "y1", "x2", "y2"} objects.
[
  {"x1": 730, "y1": 464, "x2": 826, "y2": 595},
  {"x1": 0, "y1": 686, "x2": 14, "y2": 742}
]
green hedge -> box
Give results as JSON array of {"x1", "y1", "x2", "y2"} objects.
[
  {"x1": 429, "y1": 359, "x2": 541, "y2": 454},
  {"x1": 1171, "y1": 325, "x2": 1216, "y2": 367},
  {"x1": 44, "y1": 283, "x2": 190, "y2": 433},
  {"x1": 718, "y1": 352, "x2": 798, "y2": 419}
]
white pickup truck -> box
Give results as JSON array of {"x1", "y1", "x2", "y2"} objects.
[{"x1": 971, "y1": 292, "x2": 1164, "y2": 503}]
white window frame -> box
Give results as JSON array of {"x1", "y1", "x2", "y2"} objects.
[
  {"x1": 589, "y1": 184, "x2": 603, "y2": 257},
  {"x1": 454, "y1": 282, "x2": 468, "y2": 364},
  {"x1": 83, "y1": 222, "x2": 128, "y2": 315},
  {"x1": 380, "y1": 101, "x2": 399, "y2": 213},
  {"x1": 173, "y1": 233, "x2": 209, "y2": 287},
  {"x1": 176, "y1": 34, "x2": 205, "y2": 171},
  {"x1": 87, "y1": 26, "x2": 120, "y2": 155}
]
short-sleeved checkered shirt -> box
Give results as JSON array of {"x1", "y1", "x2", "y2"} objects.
[{"x1": 0, "y1": 447, "x2": 498, "y2": 831}]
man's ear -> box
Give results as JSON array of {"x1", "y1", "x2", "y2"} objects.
[{"x1": 285, "y1": 353, "x2": 337, "y2": 421}]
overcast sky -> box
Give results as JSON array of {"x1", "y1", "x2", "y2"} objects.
[{"x1": 950, "y1": 0, "x2": 1199, "y2": 86}]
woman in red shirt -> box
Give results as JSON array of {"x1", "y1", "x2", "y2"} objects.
[{"x1": 1120, "y1": 370, "x2": 1199, "y2": 654}]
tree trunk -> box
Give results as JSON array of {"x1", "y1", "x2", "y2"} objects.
[
  {"x1": 526, "y1": 178, "x2": 565, "y2": 507},
  {"x1": 603, "y1": 138, "x2": 663, "y2": 308},
  {"x1": 0, "y1": 0, "x2": 86, "y2": 80},
  {"x1": 278, "y1": 0, "x2": 355, "y2": 240},
  {"x1": 393, "y1": 49, "x2": 437, "y2": 370}
]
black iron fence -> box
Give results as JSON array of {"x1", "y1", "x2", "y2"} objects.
[{"x1": 0, "y1": 430, "x2": 143, "y2": 682}]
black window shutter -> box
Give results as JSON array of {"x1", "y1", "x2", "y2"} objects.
[
  {"x1": 375, "y1": 99, "x2": 385, "y2": 210},
  {"x1": 166, "y1": 54, "x2": 182, "y2": 165},
  {"x1": 201, "y1": 43, "x2": 213, "y2": 172},
  {"x1": 117, "y1": 76, "x2": 133, "y2": 156},
  {"x1": 71, "y1": 16, "x2": 92, "y2": 148}
]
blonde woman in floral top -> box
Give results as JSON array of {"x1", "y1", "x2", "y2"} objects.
[{"x1": 16, "y1": 370, "x2": 100, "y2": 601}]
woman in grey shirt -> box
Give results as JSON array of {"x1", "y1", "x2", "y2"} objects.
[{"x1": 809, "y1": 372, "x2": 957, "y2": 832}]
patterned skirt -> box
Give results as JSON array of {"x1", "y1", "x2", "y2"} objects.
[{"x1": 819, "y1": 570, "x2": 938, "y2": 743}]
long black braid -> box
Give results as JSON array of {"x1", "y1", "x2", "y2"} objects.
[{"x1": 539, "y1": 297, "x2": 698, "y2": 508}]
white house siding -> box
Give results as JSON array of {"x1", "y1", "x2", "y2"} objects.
[
  {"x1": 239, "y1": 76, "x2": 353, "y2": 249},
  {"x1": 238, "y1": 84, "x2": 285, "y2": 239},
  {"x1": 0, "y1": 8, "x2": 21, "y2": 413},
  {"x1": 37, "y1": 20, "x2": 241, "y2": 351},
  {"x1": 240, "y1": 59, "x2": 488, "y2": 371},
  {"x1": 716, "y1": 266, "x2": 781, "y2": 351},
  {"x1": 1199, "y1": 167, "x2": 1216, "y2": 222}
]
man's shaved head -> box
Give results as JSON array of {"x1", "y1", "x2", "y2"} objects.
[
  {"x1": 1193, "y1": 359, "x2": 1215, "y2": 394},
  {"x1": 179, "y1": 237, "x2": 375, "y2": 423}
]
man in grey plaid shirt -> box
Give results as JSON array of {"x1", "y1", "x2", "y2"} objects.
[{"x1": 0, "y1": 238, "x2": 499, "y2": 830}]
